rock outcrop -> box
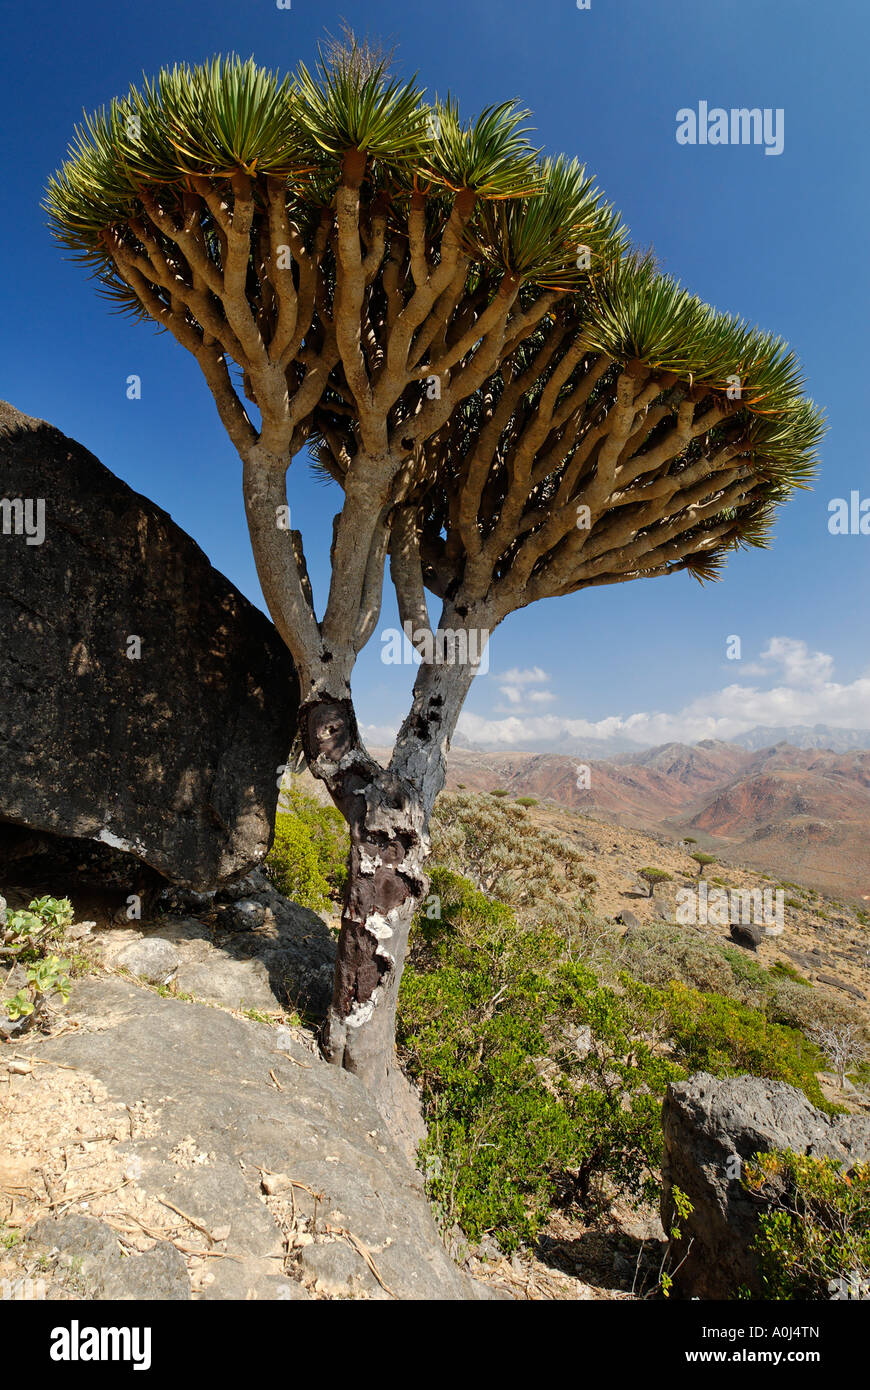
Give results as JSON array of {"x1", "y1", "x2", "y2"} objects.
[
  {"x1": 0, "y1": 401, "x2": 297, "y2": 889},
  {"x1": 16, "y1": 977, "x2": 475, "y2": 1299},
  {"x1": 95, "y1": 869, "x2": 338, "y2": 1017},
  {"x1": 661, "y1": 1073, "x2": 870, "y2": 1298}
]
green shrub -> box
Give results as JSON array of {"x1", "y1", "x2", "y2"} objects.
[
  {"x1": 491, "y1": 788, "x2": 509, "y2": 797},
  {"x1": 287, "y1": 787, "x2": 349, "y2": 893},
  {"x1": 267, "y1": 816, "x2": 332, "y2": 911},
  {"x1": 621, "y1": 923, "x2": 736, "y2": 996},
  {"x1": 430, "y1": 791, "x2": 594, "y2": 913},
  {"x1": 719, "y1": 944, "x2": 773, "y2": 1002},
  {"x1": 514, "y1": 796, "x2": 538, "y2": 807},
  {"x1": 627, "y1": 978, "x2": 830, "y2": 1111},
  {"x1": 399, "y1": 868, "x2": 681, "y2": 1250},
  {"x1": 266, "y1": 786, "x2": 349, "y2": 909},
  {"x1": 2, "y1": 896, "x2": 73, "y2": 1029},
  {"x1": 616, "y1": 923, "x2": 859, "y2": 1042},
  {"x1": 770, "y1": 959, "x2": 812, "y2": 987},
  {"x1": 742, "y1": 1151, "x2": 870, "y2": 1300}
]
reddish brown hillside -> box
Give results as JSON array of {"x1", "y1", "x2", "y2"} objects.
[{"x1": 441, "y1": 742, "x2": 870, "y2": 900}]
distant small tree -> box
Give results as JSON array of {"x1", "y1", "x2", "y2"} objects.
[
  {"x1": 639, "y1": 866, "x2": 672, "y2": 898},
  {"x1": 691, "y1": 852, "x2": 717, "y2": 878},
  {"x1": 46, "y1": 43, "x2": 823, "y2": 1112}
]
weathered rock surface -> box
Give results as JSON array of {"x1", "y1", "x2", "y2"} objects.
[
  {"x1": 94, "y1": 870, "x2": 338, "y2": 1016},
  {"x1": 816, "y1": 973, "x2": 866, "y2": 1001},
  {"x1": 114, "y1": 936, "x2": 181, "y2": 984},
  {"x1": 0, "y1": 400, "x2": 297, "y2": 889},
  {"x1": 661, "y1": 1073, "x2": 870, "y2": 1299},
  {"x1": 26, "y1": 1214, "x2": 191, "y2": 1300},
  {"x1": 32, "y1": 977, "x2": 473, "y2": 1300}
]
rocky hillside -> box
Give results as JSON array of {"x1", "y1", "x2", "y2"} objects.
[
  {"x1": 0, "y1": 862, "x2": 510, "y2": 1301},
  {"x1": 492, "y1": 798, "x2": 869, "y2": 1031},
  {"x1": 3, "y1": 791, "x2": 868, "y2": 1301},
  {"x1": 439, "y1": 741, "x2": 870, "y2": 902}
]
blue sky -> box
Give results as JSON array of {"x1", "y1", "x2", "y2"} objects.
[{"x1": 2, "y1": 0, "x2": 868, "y2": 749}]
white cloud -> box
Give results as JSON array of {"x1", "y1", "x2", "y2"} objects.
[
  {"x1": 497, "y1": 665, "x2": 554, "y2": 714},
  {"x1": 360, "y1": 721, "x2": 400, "y2": 748},
  {"x1": 742, "y1": 637, "x2": 835, "y2": 688},
  {"x1": 498, "y1": 684, "x2": 525, "y2": 707},
  {"x1": 497, "y1": 666, "x2": 550, "y2": 686},
  {"x1": 457, "y1": 639, "x2": 870, "y2": 749}
]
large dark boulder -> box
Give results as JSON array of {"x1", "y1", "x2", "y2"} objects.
[
  {"x1": 0, "y1": 401, "x2": 297, "y2": 889},
  {"x1": 661, "y1": 1073, "x2": 870, "y2": 1298}
]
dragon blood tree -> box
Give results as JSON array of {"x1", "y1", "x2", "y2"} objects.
[{"x1": 47, "y1": 43, "x2": 824, "y2": 1117}]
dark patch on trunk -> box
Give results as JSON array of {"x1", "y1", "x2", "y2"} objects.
[
  {"x1": 331, "y1": 920, "x2": 384, "y2": 1014},
  {"x1": 405, "y1": 711, "x2": 432, "y2": 741},
  {"x1": 299, "y1": 697, "x2": 357, "y2": 767},
  {"x1": 300, "y1": 696, "x2": 424, "y2": 1022},
  {"x1": 334, "y1": 825, "x2": 419, "y2": 1014}
]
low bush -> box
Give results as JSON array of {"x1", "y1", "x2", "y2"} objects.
[
  {"x1": 398, "y1": 868, "x2": 682, "y2": 1249},
  {"x1": 618, "y1": 922, "x2": 861, "y2": 1040},
  {"x1": 742, "y1": 1151, "x2": 870, "y2": 1300},
  {"x1": 2, "y1": 896, "x2": 73, "y2": 1030},
  {"x1": 627, "y1": 978, "x2": 831, "y2": 1111},
  {"x1": 620, "y1": 923, "x2": 736, "y2": 996},
  {"x1": 430, "y1": 791, "x2": 595, "y2": 915},
  {"x1": 266, "y1": 786, "x2": 349, "y2": 910},
  {"x1": 770, "y1": 959, "x2": 812, "y2": 987},
  {"x1": 266, "y1": 815, "x2": 332, "y2": 910}
]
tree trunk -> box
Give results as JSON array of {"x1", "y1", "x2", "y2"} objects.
[
  {"x1": 297, "y1": 694, "x2": 428, "y2": 1146},
  {"x1": 322, "y1": 775, "x2": 425, "y2": 1095},
  {"x1": 296, "y1": 603, "x2": 492, "y2": 1147}
]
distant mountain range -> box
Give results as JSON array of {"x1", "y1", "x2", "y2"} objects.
[
  {"x1": 452, "y1": 724, "x2": 870, "y2": 758},
  {"x1": 451, "y1": 731, "x2": 649, "y2": 757},
  {"x1": 443, "y1": 738, "x2": 870, "y2": 900},
  {"x1": 450, "y1": 722, "x2": 867, "y2": 756},
  {"x1": 731, "y1": 725, "x2": 870, "y2": 753}
]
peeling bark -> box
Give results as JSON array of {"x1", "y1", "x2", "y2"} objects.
[
  {"x1": 298, "y1": 696, "x2": 426, "y2": 1109},
  {"x1": 296, "y1": 620, "x2": 485, "y2": 1119}
]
